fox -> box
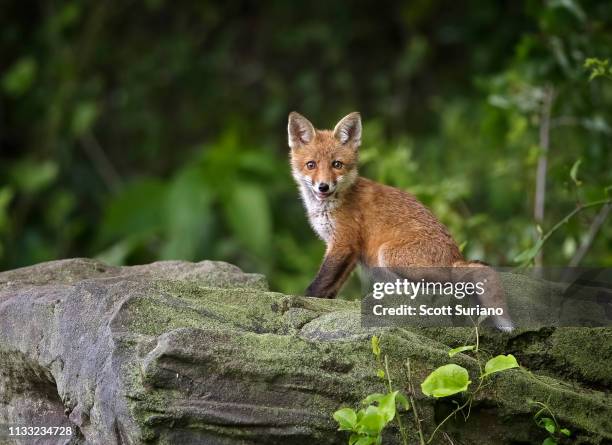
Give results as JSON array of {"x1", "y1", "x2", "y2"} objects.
[{"x1": 288, "y1": 111, "x2": 513, "y2": 331}]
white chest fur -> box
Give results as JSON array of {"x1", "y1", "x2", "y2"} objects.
[
  {"x1": 299, "y1": 185, "x2": 338, "y2": 244},
  {"x1": 308, "y1": 206, "x2": 335, "y2": 243}
]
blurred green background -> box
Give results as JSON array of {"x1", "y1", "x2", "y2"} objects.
[{"x1": 1, "y1": 0, "x2": 611, "y2": 295}]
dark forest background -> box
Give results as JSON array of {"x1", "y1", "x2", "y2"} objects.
[{"x1": 1, "y1": 0, "x2": 611, "y2": 295}]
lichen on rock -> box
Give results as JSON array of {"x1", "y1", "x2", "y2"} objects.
[{"x1": 0, "y1": 258, "x2": 610, "y2": 444}]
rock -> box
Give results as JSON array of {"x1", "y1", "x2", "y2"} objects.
[{"x1": 0, "y1": 259, "x2": 610, "y2": 444}]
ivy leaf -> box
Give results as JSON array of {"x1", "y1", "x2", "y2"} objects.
[
  {"x1": 542, "y1": 437, "x2": 557, "y2": 445},
  {"x1": 537, "y1": 417, "x2": 557, "y2": 434},
  {"x1": 377, "y1": 391, "x2": 398, "y2": 422},
  {"x1": 356, "y1": 405, "x2": 386, "y2": 435},
  {"x1": 482, "y1": 354, "x2": 519, "y2": 377},
  {"x1": 333, "y1": 408, "x2": 357, "y2": 431},
  {"x1": 560, "y1": 428, "x2": 571, "y2": 436},
  {"x1": 361, "y1": 393, "x2": 385, "y2": 405},
  {"x1": 448, "y1": 345, "x2": 475, "y2": 357},
  {"x1": 421, "y1": 364, "x2": 471, "y2": 398}
]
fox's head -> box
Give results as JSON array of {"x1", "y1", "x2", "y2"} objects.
[{"x1": 288, "y1": 112, "x2": 361, "y2": 202}]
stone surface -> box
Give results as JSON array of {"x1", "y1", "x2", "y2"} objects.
[{"x1": 0, "y1": 259, "x2": 610, "y2": 444}]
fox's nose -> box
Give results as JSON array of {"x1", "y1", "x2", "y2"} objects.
[{"x1": 318, "y1": 183, "x2": 330, "y2": 193}]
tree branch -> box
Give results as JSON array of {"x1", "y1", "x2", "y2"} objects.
[
  {"x1": 569, "y1": 202, "x2": 611, "y2": 266},
  {"x1": 534, "y1": 86, "x2": 555, "y2": 267}
]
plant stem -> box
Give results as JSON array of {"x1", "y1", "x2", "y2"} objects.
[
  {"x1": 569, "y1": 201, "x2": 611, "y2": 266},
  {"x1": 426, "y1": 373, "x2": 490, "y2": 445},
  {"x1": 427, "y1": 324, "x2": 486, "y2": 444},
  {"x1": 531, "y1": 401, "x2": 558, "y2": 429},
  {"x1": 426, "y1": 399, "x2": 471, "y2": 444},
  {"x1": 384, "y1": 355, "x2": 409, "y2": 445},
  {"x1": 521, "y1": 198, "x2": 612, "y2": 267},
  {"x1": 405, "y1": 358, "x2": 426, "y2": 445}
]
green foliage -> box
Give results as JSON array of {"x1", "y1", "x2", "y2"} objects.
[
  {"x1": 334, "y1": 335, "x2": 410, "y2": 445},
  {"x1": 333, "y1": 408, "x2": 358, "y2": 431},
  {"x1": 421, "y1": 352, "x2": 518, "y2": 400},
  {"x1": 540, "y1": 417, "x2": 556, "y2": 435},
  {"x1": 1, "y1": 1, "x2": 611, "y2": 283},
  {"x1": 531, "y1": 401, "x2": 572, "y2": 445},
  {"x1": 421, "y1": 329, "x2": 521, "y2": 443},
  {"x1": 2, "y1": 57, "x2": 37, "y2": 97},
  {"x1": 584, "y1": 58, "x2": 612, "y2": 81},
  {"x1": 448, "y1": 345, "x2": 475, "y2": 357},
  {"x1": 482, "y1": 354, "x2": 520, "y2": 377},
  {"x1": 421, "y1": 364, "x2": 471, "y2": 398},
  {"x1": 339, "y1": 392, "x2": 399, "y2": 439}
]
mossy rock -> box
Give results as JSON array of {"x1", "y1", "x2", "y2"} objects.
[{"x1": 0, "y1": 259, "x2": 610, "y2": 444}]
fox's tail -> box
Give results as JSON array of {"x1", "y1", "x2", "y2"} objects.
[{"x1": 452, "y1": 260, "x2": 514, "y2": 332}]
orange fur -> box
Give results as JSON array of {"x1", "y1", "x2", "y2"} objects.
[{"x1": 288, "y1": 111, "x2": 513, "y2": 330}]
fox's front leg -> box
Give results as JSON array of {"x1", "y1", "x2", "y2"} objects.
[{"x1": 305, "y1": 245, "x2": 357, "y2": 298}]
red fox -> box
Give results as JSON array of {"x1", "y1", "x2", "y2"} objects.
[{"x1": 288, "y1": 111, "x2": 513, "y2": 331}]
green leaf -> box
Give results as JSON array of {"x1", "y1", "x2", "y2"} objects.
[
  {"x1": 71, "y1": 101, "x2": 99, "y2": 136},
  {"x1": 371, "y1": 335, "x2": 381, "y2": 357},
  {"x1": 560, "y1": 428, "x2": 571, "y2": 436},
  {"x1": 569, "y1": 158, "x2": 582, "y2": 186},
  {"x1": 2, "y1": 57, "x2": 37, "y2": 96},
  {"x1": 224, "y1": 182, "x2": 272, "y2": 258},
  {"x1": 10, "y1": 160, "x2": 58, "y2": 194},
  {"x1": 362, "y1": 393, "x2": 385, "y2": 405},
  {"x1": 514, "y1": 239, "x2": 544, "y2": 264},
  {"x1": 377, "y1": 391, "x2": 398, "y2": 422},
  {"x1": 395, "y1": 392, "x2": 410, "y2": 411},
  {"x1": 376, "y1": 369, "x2": 385, "y2": 379},
  {"x1": 538, "y1": 417, "x2": 556, "y2": 434},
  {"x1": 421, "y1": 364, "x2": 471, "y2": 398},
  {"x1": 356, "y1": 405, "x2": 386, "y2": 435},
  {"x1": 483, "y1": 354, "x2": 519, "y2": 377},
  {"x1": 448, "y1": 345, "x2": 475, "y2": 357},
  {"x1": 333, "y1": 408, "x2": 357, "y2": 431},
  {"x1": 101, "y1": 178, "x2": 166, "y2": 242},
  {"x1": 542, "y1": 437, "x2": 557, "y2": 445},
  {"x1": 161, "y1": 167, "x2": 213, "y2": 261},
  {"x1": 584, "y1": 58, "x2": 611, "y2": 81}
]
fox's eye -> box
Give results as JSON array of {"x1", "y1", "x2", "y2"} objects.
[
  {"x1": 306, "y1": 161, "x2": 316, "y2": 170},
  {"x1": 332, "y1": 160, "x2": 343, "y2": 169}
]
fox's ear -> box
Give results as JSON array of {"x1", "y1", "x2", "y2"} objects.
[
  {"x1": 288, "y1": 112, "x2": 315, "y2": 149},
  {"x1": 333, "y1": 112, "x2": 361, "y2": 147}
]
